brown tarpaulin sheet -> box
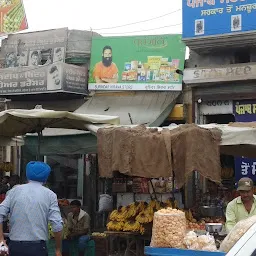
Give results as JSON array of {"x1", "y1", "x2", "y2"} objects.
[{"x1": 97, "y1": 124, "x2": 222, "y2": 188}]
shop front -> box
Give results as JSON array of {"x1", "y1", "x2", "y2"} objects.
[
  {"x1": 183, "y1": 63, "x2": 256, "y2": 124},
  {"x1": 182, "y1": 63, "x2": 256, "y2": 238}
]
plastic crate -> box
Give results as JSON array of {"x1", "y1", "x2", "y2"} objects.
[{"x1": 145, "y1": 247, "x2": 226, "y2": 256}]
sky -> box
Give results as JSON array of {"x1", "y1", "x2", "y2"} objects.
[
  {"x1": 22, "y1": 0, "x2": 182, "y2": 36},
  {"x1": 15, "y1": 0, "x2": 187, "y2": 58}
]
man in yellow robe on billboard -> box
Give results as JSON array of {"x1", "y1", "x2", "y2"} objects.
[{"x1": 93, "y1": 45, "x2": 118, "y2": 83}]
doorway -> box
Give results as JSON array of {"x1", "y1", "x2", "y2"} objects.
[{"x1": 204, "y1": 114, "x2": 235, "y2": 124}]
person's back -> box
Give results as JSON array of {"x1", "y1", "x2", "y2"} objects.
[
  {"x1": 7, "y1": 181, "x2": 58, "y2": 241},
  {"x1": 0, "y1": 161, "x2": 63, "y2": 256}
]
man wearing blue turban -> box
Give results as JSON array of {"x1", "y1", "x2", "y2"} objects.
[{"x1": 0, "y1": 161, "x2": 63, "y2": 256}]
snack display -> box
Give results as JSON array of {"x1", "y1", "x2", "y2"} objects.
[
  {"x1": 150, "y1": 208, "x2": 186, "y2": 248},
  {"x1": 184, "y1": 231, "x2": 217, "y2": 252},
  {"x1": 220, "y1": 215, "x2": 256, "y2": 253}
]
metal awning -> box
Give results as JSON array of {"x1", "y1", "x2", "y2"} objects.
[{"x1": 75, "y1": 91, "x2": 180, "y2": 127}]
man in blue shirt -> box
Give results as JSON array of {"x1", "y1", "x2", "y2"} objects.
[{"x1": 0, "y1": 161, "x2": 63, "y2": 256}]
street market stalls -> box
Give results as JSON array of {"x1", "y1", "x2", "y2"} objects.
[
  {"x1": 85, "y1": 122, "x2": 256, "y2": 255},
  {"x1": 93, "y1": 124, "x2": 222, "y2": 255}
]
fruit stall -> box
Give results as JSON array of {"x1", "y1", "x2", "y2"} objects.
[{"x1": 84, "y1": 122, "x2": 256, "y2": 256}]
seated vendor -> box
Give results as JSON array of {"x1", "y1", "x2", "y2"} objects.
[
  {"x1": 225, "y1": 177, "x2": 256, "y2": 233},
  {"x1": 63, "y1": 200, "x2": 90, "y2": 256}
]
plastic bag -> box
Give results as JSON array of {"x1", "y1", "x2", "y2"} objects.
[
  {"x1": 184, "y1": 232, "x2": 217, "y2": 251},
  {"x1": 150, "y1": 208, "x2": 186, "y2": 248},
  {"x1": 220, "y1": 215, "x2": 256, "y2": 253},
  {"x1": 98, "y1": 194, "x2": 113, "y2": 212},
  {"x1": 197, "y1": 234, "x2": 216, "y2": 249},
  {"x1": 184, "y1": 231, "x2": 198, "y2": 248},
  {"x1": 202, "y1": 245, "x2": 218, "y2": 252}
]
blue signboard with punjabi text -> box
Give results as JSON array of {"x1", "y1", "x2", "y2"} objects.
[
  {"x1": 182, "y1": 0, "x2": 256, "y2": 38},
  {"x1": 233, "y1": 100, "x2": 256, "y2": 181}
]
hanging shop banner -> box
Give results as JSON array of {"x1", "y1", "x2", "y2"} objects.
[
  {"x1": 2, "y1": 27, "x2": 68, "y2": 68},
  {"x1": 182, "y1": 0, "x2": 256, "y2": 39},
  {"x1": 88, "y1": 35, "x2": 186, "y2": 91},
  {"x1": 233, "y1": 99, "x2": 256, "y2": 181},
  {"x1": 0, "y1": 0, "x2": 28, "y2": 35},
  {"x1": 0, "y1": 62, "x2": 87, "y2": 95}
]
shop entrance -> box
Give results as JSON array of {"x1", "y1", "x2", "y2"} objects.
[{"x1": 204, "y1": 114, "x2": 235, "y2": 124}]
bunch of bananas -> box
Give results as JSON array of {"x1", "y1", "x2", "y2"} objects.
[
  {"x1": 109, "y1": 206, "x2": 127, "y2": 222},
  {"x1": 123, "y1": 221, "x2": 141, "y2": 232},
  {"x1": 125, "y1": 203, "x2": 138, "y2": 219},
  {"x1": 140, "y1": 225, "x2": 145, "y2": 235},
  {"x1": 136, "y1": 212, "x2": 153, "y2": 224},
  {"x1": 136, "y1": 201, "x2": 147, "y2": 212},
  {"x1": 107, "y1": 221, "x2": 124, "y2": 231},
  {"x1": 184, "y1": 209, "x2": 194, "y2": 222},
  {"x1": 149, "y1": 200, "x2": 160, "y2": 210},
  {"x1": 48, "y1": 222, "x2": 69, "y2": 240},
  {"x1": 92, "y1": 232, "x2": 107, "y2": 237},
  {"x1": 107, "y1": 199, "x2": 181, "y2": 234}
]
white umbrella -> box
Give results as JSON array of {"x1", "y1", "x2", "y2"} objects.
[{"x1": 0, "y1": 107, "x2": 120, "y2": 158}]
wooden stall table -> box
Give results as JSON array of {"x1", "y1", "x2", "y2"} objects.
[{"x1": 105, "y1": 231, "x2": 151, "y2": 256}]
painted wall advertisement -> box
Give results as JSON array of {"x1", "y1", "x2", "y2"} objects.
[
  {"x1": 0, "y1": 63, "x2": 87, "y2": 95},
  {"x1": 88, "y1": 35, "x2": 186, "y2": 91},
  {"x1": 2, "y1": 27, "x2": 68, "y2": 68},
  {"x1": 233, "y1": 100, "x2": 256, "y2": 181},
  {"x1": 183, "y1": 0, "x2": 256, "y2": 38},
  {"x1": 0, "y1": 0, "x2": 27, "y2": 35}
]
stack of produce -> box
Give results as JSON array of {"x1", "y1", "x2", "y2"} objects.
[
  {"x1": 92, "y1": 232, "x2": 107, "y2": 237},
  {"x1": 107, "y1": 200, "x2": 176, "y2": 235},
  {"x1": 150, "y1": 208, "x2": 187, "y2": 248},
  {"x1": 186, "y1": 216, "x2": 225, "y2": 231}
]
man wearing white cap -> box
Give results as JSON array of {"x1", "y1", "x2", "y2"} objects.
[
  {"x1": 0, "y1": 161, "x2": 63, "y2": 256},
  {"x1": 226, "y1": 177, "x2": 256, "y2": 232}
]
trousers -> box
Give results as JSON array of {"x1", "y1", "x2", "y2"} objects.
[
  {"x1": 62, "y1": 235, "x2": 90, "y2": 253},
  {"x1": 9, "y1": 240, "x2": 48, "y2": 256}
]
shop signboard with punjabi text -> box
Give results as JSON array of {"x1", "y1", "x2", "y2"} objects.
[
  {"x1": 183, "y1": 0, "x2": 256, "y2": 38},
  {"x1": 0, "y1": 63, "x2": 87, "y2": 95},
  {"x1": 233, "y1": 100, "x2": 256, "y2": 181}
]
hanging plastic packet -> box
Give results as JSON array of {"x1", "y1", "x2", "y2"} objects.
[{"x1": 0, "y1": 242, "x2": 8, "y2": 254}]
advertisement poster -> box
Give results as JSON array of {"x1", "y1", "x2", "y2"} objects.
[
  {"x1": 183, "y1": 0, "x2": 256, "y2": 38},
  {"x1": 88, "y1": 35, "x2": 186, "y2": 91},
  {"x1": 0, "y1": 0, "x2": 27, "y2": 35},
  {"x1": 0, "y1": 62, "x2": 87, "y2": 95},
  {"x1": 2, "y1": 27, "x2": 68, "y2": 68},
  {"x1": 233, "y1": 100, "x2": 256, "y2": 181}
]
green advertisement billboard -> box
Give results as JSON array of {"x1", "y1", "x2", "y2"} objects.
[{"x1": 88, "y1": 34, "x2": 186, "y2": 91}]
